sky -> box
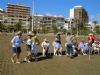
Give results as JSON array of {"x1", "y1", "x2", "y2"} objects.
[{"x1": 0, "y1": 0, "x2": 100, "y2": 23}]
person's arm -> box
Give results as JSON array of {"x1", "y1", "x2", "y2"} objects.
[
  {"x1": 71, "y1": 35, "x2": 76, "y2": 41},
  {"x1": 34, "y1": 36, "x2": 40, "y2": 45},
  {"x1": 11, "y1": 37, "x2": 16, "y2": 45},
  {"x1": 41, "y1": 42, "x2": 44, "y2": 47},
  {"x1": 21, "y1": 37, "x2": 27, "y2": 44}
]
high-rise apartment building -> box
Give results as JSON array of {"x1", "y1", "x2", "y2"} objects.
[
  {"x1": 0, "y1": 8, "x2": 4, "y2": 23},
  {"x1": 70, "y1": 5, "x2": 88, "y2": 27},
  {"x1": 6, "y1": 3, "x2": 30, "y2": 30}
]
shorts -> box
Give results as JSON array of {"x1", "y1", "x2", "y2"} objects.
[
  {"x1": 12, "y1": 47, "x2": 21, "y2": 53},
  {"x1": 26, "y1": 45, "x2": 31, "y2": 51}
]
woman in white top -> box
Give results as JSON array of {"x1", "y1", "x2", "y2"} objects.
[
  {"x1": 24, "y1": 33, "x2": 33, "y2": 63},
  {"x1": 11, "y1": 31, "x2": 23, "y2": 64},
  {"x1": 41, "y1": 38, "x2": 50, "y2": 57}
]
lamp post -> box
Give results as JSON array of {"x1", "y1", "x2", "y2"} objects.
[
  {"x1": 32, "y1": 0, "x2": 35, "y2": 31},
  {"x1": 76, "y1": 14, "x2": 79, "y2": 36},
  {"x1": 77, "y1": 19, "x2": 79, "y2": 36}
]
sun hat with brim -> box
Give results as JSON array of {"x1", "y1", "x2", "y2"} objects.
[
  {"x1": 89, "y1": 33, "x2": 93, "y2": 35},
  {"x1": 44, "y1": 38, "x2": 48, "y2": 41},
  {"x1": 57, "y1": 32, "x2": 61, "y2": 35},
  {"x1": 16, "y1": 31, "x2": 22, "y2": 35}
]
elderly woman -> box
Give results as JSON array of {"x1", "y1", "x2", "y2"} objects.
[
  {"x1": 78, "y1": 39, "x2": 88, "y2": 55},
  {"x1": 11, "y1": 31, "x2": 23, "y2": 64},
  {"x1": 31, "y1": 31, "x2": 40, "y2": 61}
]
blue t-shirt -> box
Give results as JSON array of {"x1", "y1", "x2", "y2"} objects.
[{"x1": 11, "y1": 36, "x2": 23, "y2": 47}]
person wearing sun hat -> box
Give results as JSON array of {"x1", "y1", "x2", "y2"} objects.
[
  {"x1": 31, "y1": 31, "x2": 40, "y2": 61},
  {"x1": 52, "y1": 36, "x2": 62, "y2": 56},
  {"x1": 24, "y1": 31, "x2": 33, "y2": 63},
  {"x1": 88, "y1": 32, "x2": 96, "y2": 47},
  {"x1": 11, "y1": 31, "x2": 23, "y2": 64},
  {"x1": 56, "y1": 32, "x2": 61, "y2": 44},
  {"x1": 41, "y1": 38, "x2": 50, "y2": 57},
  {"x1": 92, "y1": 41, "x2": 100, "y2": 54}
]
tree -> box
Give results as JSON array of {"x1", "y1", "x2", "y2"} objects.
[
  {"x1": 0, "y1": 22, "x2": 6, "y2": 31},
  {"x1": 52, "y1": 25, "x2": 58, "y2": 34},
  {"x1": 94, "y1": 25, "x2": 100, "y2": 35},
  {"x1": 61, "y1": 28, "x2": 67, "y2": 34},
  {"x1": 93, "y1": 21, "x2": 98, "y2": 25},
  {"x1": 71, "y1": 27, "x2": 77, "y2": 34},
  {"x1": 15, "y1": 19, "x2": 22, "y2": 31},
  {"x1": 41, "y1": 25, "x2": 49, "y2": 34},
  {"x1": 79, "y1": 28, "x2": 89, "y2": 35},
  {"x1": 28, "y1": 16, "x2": 32, "y2": 31},
  {"x1": 7, "y1": 25, "x2": 15, "y2": 32}
]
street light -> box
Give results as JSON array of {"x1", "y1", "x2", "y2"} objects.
[
  {"x1": 77, "y1": 19, "x2": 79, "y2": 36},
  {"x1": 32, "y1": 0, "x2": 35, "y2": 31},
  {"x1": 76, "y1": 14, "x2": 79, "y2": 36}
]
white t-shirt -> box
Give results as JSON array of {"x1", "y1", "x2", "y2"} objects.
[
  {"x1": 41, "y1": 41, "x2": 50, "y2": 47},
  {"x1": 27, "y1": 39, "x2": 32, "y2": 45}
]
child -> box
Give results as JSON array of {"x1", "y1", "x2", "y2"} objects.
[
  {"x1": 24, "y1": 33, "x2": 33, "y2": 63},
  {"x1": 41, "y1": 38, "x2": 50, "y2": 57},
  {"x1": 11, "y1": 31, "x2": 23, "y2": 64},
  {"x1": 52, "y1": 38, "x2": 62, "y2": 56}
]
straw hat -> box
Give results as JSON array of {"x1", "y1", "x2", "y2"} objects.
[
  {"x1": 44, "y1": 38, "x2": 48, "y2": 41},
  {"x1": 57, "y1": 32, "x2": 61, "y2": 35},
  {"x1": 16, "y1": 31, "x2": 22, "y2": 35}
]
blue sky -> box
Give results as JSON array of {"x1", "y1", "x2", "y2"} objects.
[{"x1": 0, "y1": 0, "x2": 100, "y2": 22}]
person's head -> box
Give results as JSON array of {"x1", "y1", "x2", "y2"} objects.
[
  {"x1": 16, "y1": 31, "x2": 22, "y2": 37},
  {"x1": 44, "y1": 38, "x2": 49, "y2": 43},
  {"x1": 27, "y1": 31, "x2": 33, "y2": 38},
  {"x1": 57, "y1": 32, "x2": 61, "y2": 35},
  {"x1": 73, "y1": 39, "x2": 77, "y2": 43},
  {"x1": 67, "y1": 32, "x2": 71, "y2": 35},
  {"x1": 32, "y1": 31, "x2": 37, "y2": 36}
]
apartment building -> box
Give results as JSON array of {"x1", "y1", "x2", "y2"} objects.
[
  {"x1": 70, "y1": 5, "x2": 88, "y2": 28},
  {"x1": 33, "y1": 14, "x2": 65, "y2": 30},
  {"x1": 0, "y1": 8, "x2": 4, "y2": 23},
  {"x1": 6, "y1": 3, "x2": 30, "y2": 30}
]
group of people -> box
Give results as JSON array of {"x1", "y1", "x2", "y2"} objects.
[
  {"x1": 11, "y1": 31, "x2": 40, "y2": 64},
  {"x1": 10, "y1": 31, "x2": 100, "y2": 64},
  {"x1": 65, "y1": 32, "x2": 100, "y2": 57}
]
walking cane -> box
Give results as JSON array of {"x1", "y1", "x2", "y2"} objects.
[{"x1": 88, "y1": 44, "x2": 92, "y2": 60}]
